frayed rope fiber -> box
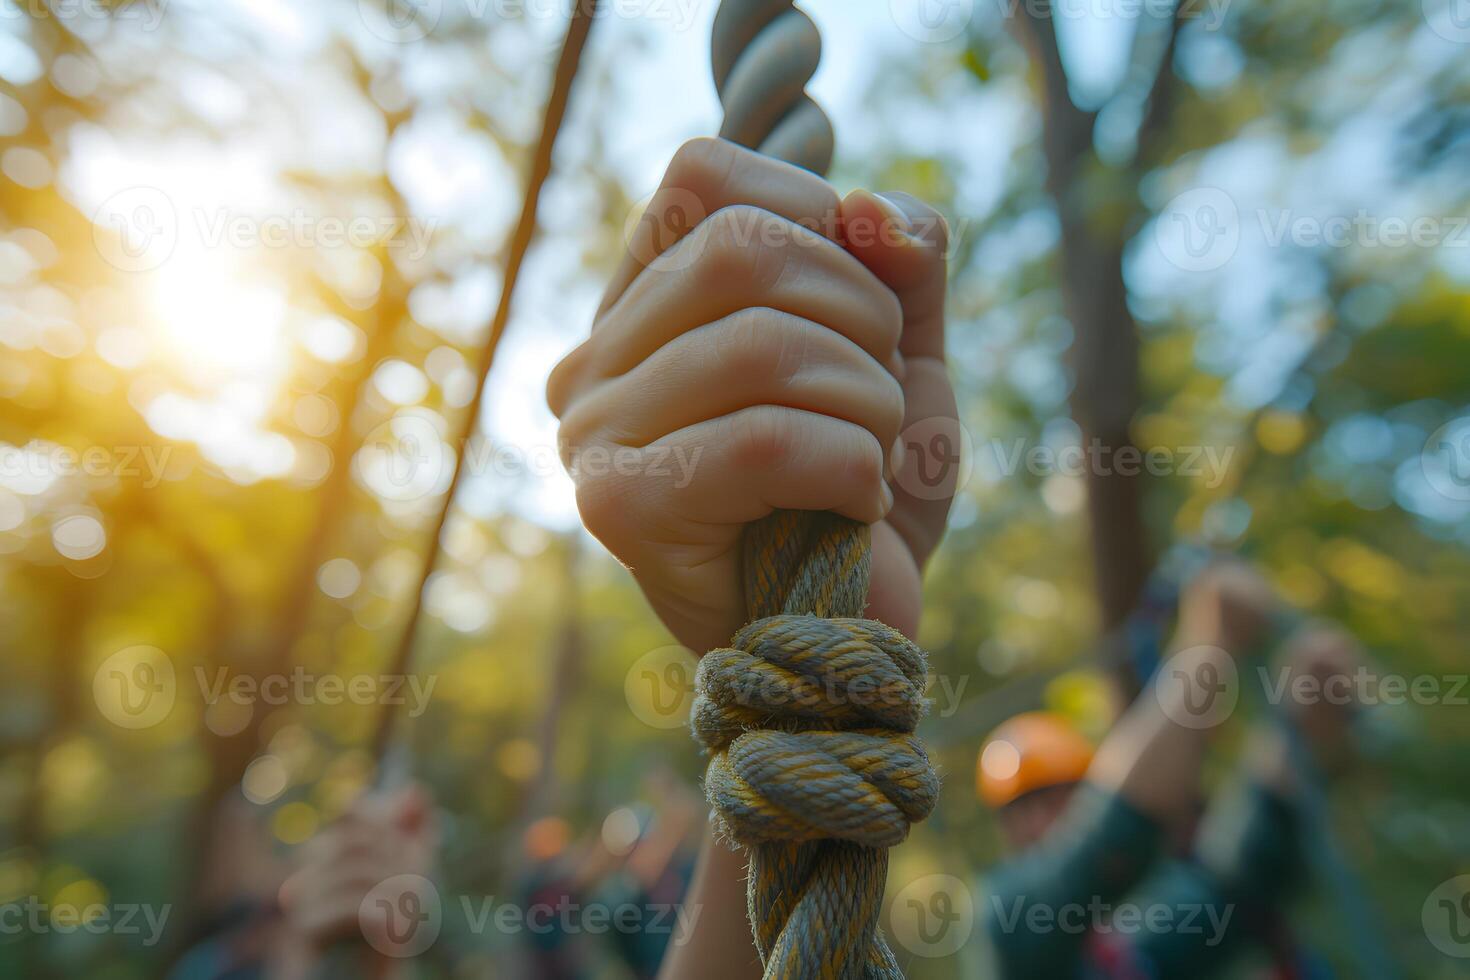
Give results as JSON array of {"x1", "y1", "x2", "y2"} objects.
[
  {"x1": 704, "y1": 4, "x2": 937, "y2": 974},
  {"x1": 692, "y1": 510, "x2": 940, "y2": 979}
]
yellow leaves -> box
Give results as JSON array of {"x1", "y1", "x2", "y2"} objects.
[
  {"x1": 496, "y1": 738, "x2": 541, "y2": 782},
  {"x1": 0, "y1": 852, "x2": 37, "y2": 905},
  {"x1": 50, "y1": 878, "x2": 108, "y2": 926},
  {"x1": 1256, "y1": 410, "x2": 1310, "y2": 456},
  {"x1": 1321, "y1": 538, "x2": 1404, "y2": 602},
  {"x1": 1043, "y1": 671, "x2": 1114, "y2": 742},
  {"x1": 1274, "y1": 562, "x2": 1329, "y2": 608},
  {"x1": 41, "y1": 737, "x2": 105, "y2": 836},
  {"x1": 436, "y1": 649, "x2": 515, "y2": 714},
  {"x1": 272, "y1": 801, "x2": 319, "y2": 845}
]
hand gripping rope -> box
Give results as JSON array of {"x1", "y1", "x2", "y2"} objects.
[{"x1": 691, "y1": 3, "x2": 939, "y2": 977}]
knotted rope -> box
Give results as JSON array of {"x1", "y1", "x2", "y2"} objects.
[{"x1": 692, "y1": 5, "x2": 939, "y2": 976}]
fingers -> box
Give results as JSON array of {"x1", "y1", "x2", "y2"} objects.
[
  {"x1": 840, "y1": 189, "x2": 956, "y2": 567},
  {"x1": 558, "y1": 308, "x2": 905, "y2": 462},
  {"x1": 549, "y1": 206, "x2": 902, "y2": 415},
  {"x1": 840, "y1": 189, "x2": 949, "y2": 360},
  {"x1": 574, "y1": 406, "x2": 891, "y2": 559},
  {"x1": 602, "y1": 137, "x2": 843, "y2": 315}
]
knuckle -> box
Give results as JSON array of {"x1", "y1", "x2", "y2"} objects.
[
  {"x1": 545, "y1": 342, "x2": 590, "y2": 418},
  {"x1": 878, "y1": 289, "x2": 904, "y2": 350},
  {"x1": 726, "y1": 406, "x2": 797, "y2": 472},
  {"x1": 717, "y1": 308, "x2": 803, "y2": 382},
  {"x1": 843, "y1": 430, "x2": 885, "y2": 489},
  {"x1": 696, "y1": 206, "x2": 789, "y2": 290},
  {"x1": 877, "y1": 373, "x2": 906, "y2": 440},
  {"x1": 667, "y1": 137, "x2": 732, "y2": 191},
  {"x1": 573, "y1": 468, "x2": 631, "y2": 545}
]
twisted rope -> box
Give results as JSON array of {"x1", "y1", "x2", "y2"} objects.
[{"x1": 694, "y1": 5, "x2": 938, "y2": 976}]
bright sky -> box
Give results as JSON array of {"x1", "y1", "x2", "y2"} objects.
[{"x1": 14, "y1": 0, "x2": 1465, "y2": 533}]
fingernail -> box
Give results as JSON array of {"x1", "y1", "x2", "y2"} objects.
[
  {"x1": 870, "y1": 192, "x2": 912, "y2": 236},
  {"x1": 879, "y1": 481, "x2": 895, "y2": 516},
  {"x1": 890, "y1": 436, "x2": 907, "y2": 477}
]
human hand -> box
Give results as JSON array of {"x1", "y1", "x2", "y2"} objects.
[
  {"x1": 278, "y1": 785, "x2": 437, "y2": 957},
  {"x1": 1177, "y1": 560, "x2": 1278, "y2": 656},
  {"x1": 1275, "y1": 625, "x2": 1366, "y2": 765},
  {"x1": 548, "y1": 138, "x2": 956, "y2": 652}
]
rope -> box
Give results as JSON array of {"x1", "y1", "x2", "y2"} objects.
[
  {"x1": 369, "y1": 1, "x2": 599, "y2": 765},
  {"x1": 692, "y1": 5, "x2": 938, "y2": 977}
]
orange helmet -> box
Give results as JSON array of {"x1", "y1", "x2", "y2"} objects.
[{"x1": 977, "y1": 711, "x2": 1095, "y2": 809}]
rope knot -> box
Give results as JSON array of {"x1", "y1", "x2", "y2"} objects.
[{"x1": 693, "y1": 616, "x2": 939, "y2": 849}]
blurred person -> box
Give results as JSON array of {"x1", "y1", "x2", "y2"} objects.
[
  {"x1": 169, "y1": 784, "x2": 437, "y2": 980},
  {"x1": 548, "y1": 136, "x2": 954, "y2": 978},
  {"x1": 516, "y1": 772, "x2": 703, "y2": 980},
  {"x1": 545, "y1": 137, "x2": 1371, "y2": 978},
  {"x1": 973, "y1": 568, "x2": 1368, "y2": 978}
]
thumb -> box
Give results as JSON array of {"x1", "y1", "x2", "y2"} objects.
[
  {"x1": 840, "y1": 189, "x2": 949, "y2": 361},
  {"x1": 392, "y1": 783, "x2": 432, "y2": 834}
]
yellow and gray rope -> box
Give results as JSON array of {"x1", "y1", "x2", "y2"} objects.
[{"x1": 694, "y1": 6, "x2": 939, "y2": 976}]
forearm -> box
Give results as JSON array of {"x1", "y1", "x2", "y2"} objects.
[
  {"x1": 657, "y1": 827, "x2": 763, "y2": 980},
  {"x1": 984, "y1": 785, "x2": 1161, "y2": 975},
  {"x1": 1085, "y1": 644, "x2": 1231, "y2": 830}
]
